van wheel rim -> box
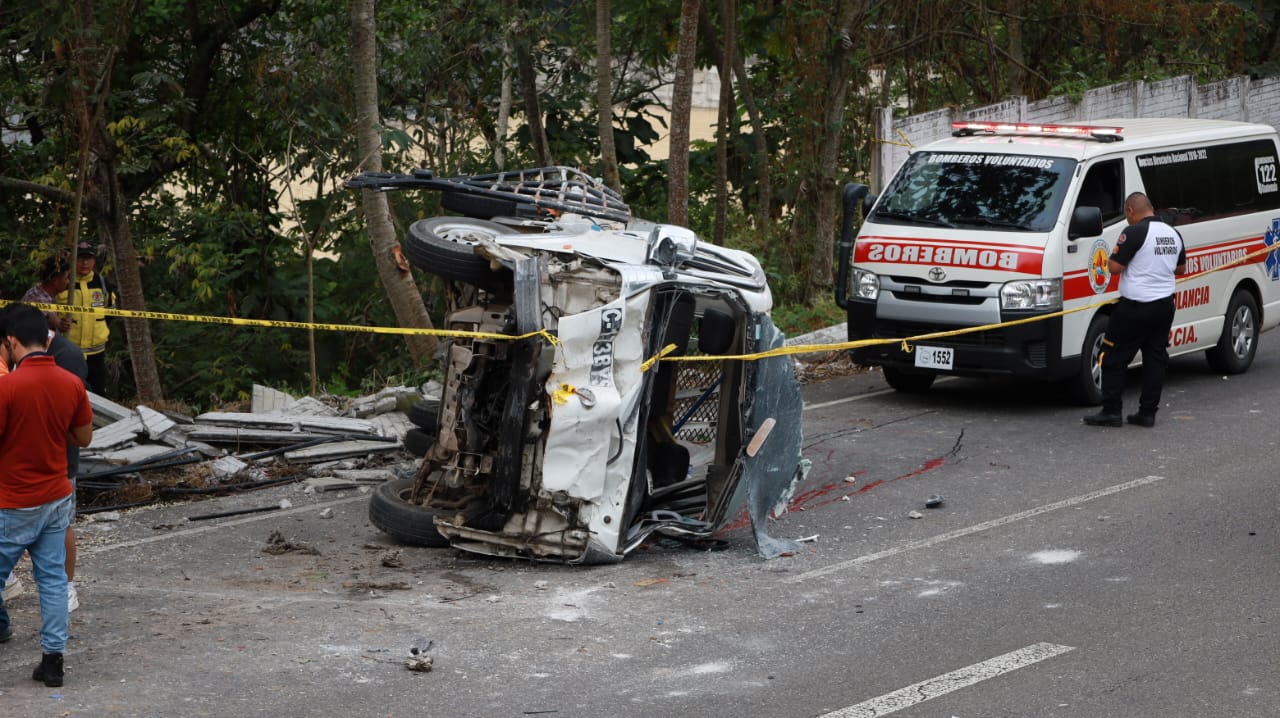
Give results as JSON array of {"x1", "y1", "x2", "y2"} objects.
[{"x1": 1230, "y1": 306, "x2": 1255, "y2": 358}]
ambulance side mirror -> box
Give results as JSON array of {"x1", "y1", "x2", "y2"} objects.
[{"x1": 1068, "y1": 206, "x2": 1103, "y2": 240}]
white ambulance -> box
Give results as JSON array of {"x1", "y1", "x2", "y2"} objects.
[{"x1": 836, "y1": 118, "x2": 1280, "y2": 403}]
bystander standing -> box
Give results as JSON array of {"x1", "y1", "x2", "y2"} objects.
[
  {"x1": 0, "y1": 303, "x2": 93, "y2": 688},
  {"x1": 56, "y1": 242, "x2": 116, "y2": 396},
  {"x1": 21, "y1": 256, "x2": 74, "y2": 334}
]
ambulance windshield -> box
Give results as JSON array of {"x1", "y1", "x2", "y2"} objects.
[{"x1": 871, "y1": 152, "x2": 1077, "y2": 233}]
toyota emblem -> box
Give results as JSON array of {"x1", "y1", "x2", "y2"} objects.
[{"x1": 928, "y1": 267, "x2": 947, "y2": 282}]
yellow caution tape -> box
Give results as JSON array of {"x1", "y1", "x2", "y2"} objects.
[
  {"x1": 1, "y1": 299, "x2": 560, "y2": 346},
  {"x1": 644, "y1": 235, "x2": 1279, "y2": 366},
  {"x1": 3, "y1": 236, "x2": 1271, "y2": 371}
]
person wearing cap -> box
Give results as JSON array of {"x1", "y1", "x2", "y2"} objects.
[
  {"x1": 21, "y1": 256, "x2": 75, "y2": 334},
  {"x1": 55, "y1": 242, "x2": 117, "y2": 396}
]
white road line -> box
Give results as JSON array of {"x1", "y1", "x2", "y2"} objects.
[
  {"x1": 787, "y1": 474, "x2": 1166, "y2": 583},
  {"x1": 80, "y1": 494, "x2": 369, "y2": 556},
  {"x1": 804, "y1": 387, "x2": 898, "y2": 411},
  {"x1": 803, "y1": 377, "x2": 956, "y2": 411},
  {"x1": 818, "y1": 642, "x2": 1075, "y2": 717}
]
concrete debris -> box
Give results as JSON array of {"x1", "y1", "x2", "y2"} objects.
[
  {"x1": 925, "y1": 495, "x2": 945, "y2": 508},
  {"x1": 405, "y1": 654, "x2": 434, "y2": 672},
  {"x1": 210, "y1": 456, "x2": 250, "y2": 481},
  {"x1": 262, "y1": 530, "x2": 321, "y2": 555},
  {"x1": 78, "y1": 384, "x2": 432, "y2": 513},
  {"x1": 907, "y1": 510, "x2": 924, "y2": 519},
  {"x1": 91, "y1": 511, "x2": 122, "y2": 522},
  {"x1": 318, "y1": 508, "x2": 334, "y2": 519}
]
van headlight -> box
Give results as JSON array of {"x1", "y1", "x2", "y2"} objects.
[
  {"x1": 1000, "y1": 278, "x2": 1061, "y2": 310},
  {"x1": 852, "y1": 268, "x2": 880, "y2": 300}
]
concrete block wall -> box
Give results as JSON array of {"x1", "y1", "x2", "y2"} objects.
[{"x1": 871, "y1": 74, "x2": 1280, "y2": 190}]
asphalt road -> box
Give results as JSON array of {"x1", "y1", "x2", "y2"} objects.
[{"x1": 0, "y1": 337, "x2": 1276, "y2": 717}]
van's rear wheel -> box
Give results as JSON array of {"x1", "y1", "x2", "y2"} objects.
[
  {"x1": 1206, "y1": 290, "x2": 1258, "y2": 374},
  {"x1": 882, "y1": 366, "x2": 936, "y2": 393},
  {"x1": 1069, "y1": 313, "x2": 1108, "y2": 406}
]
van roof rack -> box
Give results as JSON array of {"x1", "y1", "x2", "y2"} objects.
[
  {"x1": 344, "y1": 166, "x2": 632, "y2": 223},
  {"x1": 950, "y1": 121, "x2": 1124, "y2": 142}
]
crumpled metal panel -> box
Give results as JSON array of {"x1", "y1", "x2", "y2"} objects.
[{"x1": 742, "y1": 318, "x2": 807, "y2": 559}]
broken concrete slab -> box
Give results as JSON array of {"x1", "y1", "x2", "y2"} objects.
[
  {"x1": 283, "y1": 439, "x2": 402, "y2": 463},
  {"x1": 370, "y1": 411, "x2": 415, "y2": 441},
  {"x1": 211, "y1": 456, "x2": 251, "y2": 480},
  {"x1": 281, "y1": 395, "x2": 341, "y2": 417},
  {"x1": 87, "y1": 414, "x2": 145, "y2": 452},
  {"x1": 194, "y1": 411, "x2": 378, "y2": 435},
  {"x1": 89, "y1": 391, "x2": 133, "y2": 426},
  {"x1": 252, "y1": 384, "x2": 297, "y2": 414},
  {"x1": 349, "y1": 385, "x2": 420, "y2": 418},
  {"x1": 183, "y1": 426, "x2": 341, "y2": 445},
  {"x1": 136, "y1": 405, "x2": 177, "y2": 440}
]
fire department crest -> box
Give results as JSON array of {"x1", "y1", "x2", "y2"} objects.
[{"x1": 1088, "y1": 239, "x2": 1110, "y2": 294}]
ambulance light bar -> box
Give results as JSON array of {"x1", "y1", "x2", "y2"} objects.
[{"x1": 951, "y1": 121, "x2": 1124, "y2": 141}]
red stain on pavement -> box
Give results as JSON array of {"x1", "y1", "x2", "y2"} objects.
[{"x1": 720, "y1": 455, "x2": 948, "y2": 532}]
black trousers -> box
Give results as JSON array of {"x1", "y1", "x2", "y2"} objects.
[
  {"x1": 85, "y1": 351, "x2": 107, "y2": 397},
  {"x1": 1100, "y1": 296, "x2": 1176, "y2": 416}
]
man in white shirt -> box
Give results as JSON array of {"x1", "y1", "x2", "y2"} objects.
[{"x1": 1084, "y1": 192, "x2": 1187, "y2": 428}]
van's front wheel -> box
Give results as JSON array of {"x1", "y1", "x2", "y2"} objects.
[
  {"x1": 1206, "y1": 290, "x2": 1259, "y2": 374},
  {"x1": 882, "y1": 366, "x2": 936, "y2": 393},
  {"x1": 1068, "y1": 313, "x2": 1108, "y2": 405}
]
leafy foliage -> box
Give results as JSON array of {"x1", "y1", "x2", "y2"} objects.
[{"x1": 3, "y1": 0, "x2": 1276, "y2": 407}]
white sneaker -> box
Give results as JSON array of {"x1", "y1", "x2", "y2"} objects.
[
  {"x1": 3, "y1": 572, "x2": 22, "y2": 601},
  {"x1": 67, "y1": 582, "x2": 79, "y2": 613}
]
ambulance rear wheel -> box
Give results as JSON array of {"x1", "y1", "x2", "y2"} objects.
[
  {"x1": 1069, "y1": 313, "x2": 1108, "y2": 406},
  {"x1": 1206, "y1": 290, "x2": 1258, "y2": 374},
  {"x1": 882, "y1": 366, "x2": 936, "y2": 393}
]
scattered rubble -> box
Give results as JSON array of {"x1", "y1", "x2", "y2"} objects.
[
  {"x1": 261, "y1": 529, "x2": 321, "y2": 555},
  {"x1": 77, "y1": 383, "x2": 438, "y2": 513}
]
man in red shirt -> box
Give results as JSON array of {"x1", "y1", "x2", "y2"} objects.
[{"x1": 0, "y1": 303, "x2": 93, "y2": 688}]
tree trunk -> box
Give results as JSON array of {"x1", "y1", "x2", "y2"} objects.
[
  {"x1": 667, "y1": 0, "x2": 701, "y2": 227},
  {"x1": 508, "y1": 0, "x2": 552, "y2": 167},
  {"x1": 93, "y1": 150, "x2": 164, "y2": 403},
  {"x1": 711, "y1": 0, "x2": 736, "y2": 246},
  {"x1": 804, "y1": 0, "x2": 865, "y2": 303},
  {"x1": 1006, "y1": 2, "x2": 1025, "y2": 96},
  {"x1": 595, "y1": 0, "x2": 621, "y2": 192},
  {"x1": 351, "y1": 0, "x2": 438, "y2": 365},
  {"x1": 61, "y1": 0, "x2": 165, "y2": 403},
  {"x1": 495, "y1": 28, "x2": 514, "y2": 171}
]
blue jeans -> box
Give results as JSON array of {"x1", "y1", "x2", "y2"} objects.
[{"x1": 0, "y1": 494, "x2": 72, "y2": 653}]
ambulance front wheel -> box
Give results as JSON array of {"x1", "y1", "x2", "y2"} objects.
[
  {"x1": 882, "y1": 366, "x2": 936, "y2": 393},
  {"x1": 1205, "y1": 290, "x2": 1259, "y2": 374},
  {"x1": 1069, "y1": 313, "x2": 1108, "y2": 406}
]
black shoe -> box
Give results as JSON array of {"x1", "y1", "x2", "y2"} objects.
[
  {"x1": 1083, "y1": 412, "x2": 1122, "y2": 427},
  {"x1": 0, "y1": 624, "x2": 12, "y2": 643},
  {"x1": 1126, "y1": 413, "x2": 1155, "y2": 428},
  {"x1": 32, "y1": 652, "x2": 63, "y2": 687}
]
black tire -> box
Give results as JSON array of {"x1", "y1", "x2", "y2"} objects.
[
  {"x1": 368, "y1": 478, "x2": 450, "y2": 548},
  {"x1": 1206, "y1": 290, "x2": 1259, "y2": 374},
  {"x1": 404, "y1": 217, "x2": 513, "y2": 287},
  {"x1": 882, "y1": 366, "x2": 936, "y2": 393},
  {"x1": 1068, "y1": 313, "x2": 1108, "y2": 406},
  {"x1": 408, "y1": 399, "x2": 440, "y2": 433},
  {"x1": 402, "y1": 428, "x2": 434, "y2": 457},
  {"x1": 441, "y1": 191, "x2": 519, "y2": 219}
]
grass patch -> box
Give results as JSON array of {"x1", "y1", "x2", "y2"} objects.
[{"x1": 771, "y1": 299, "x2": 845, "y2": 338}]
